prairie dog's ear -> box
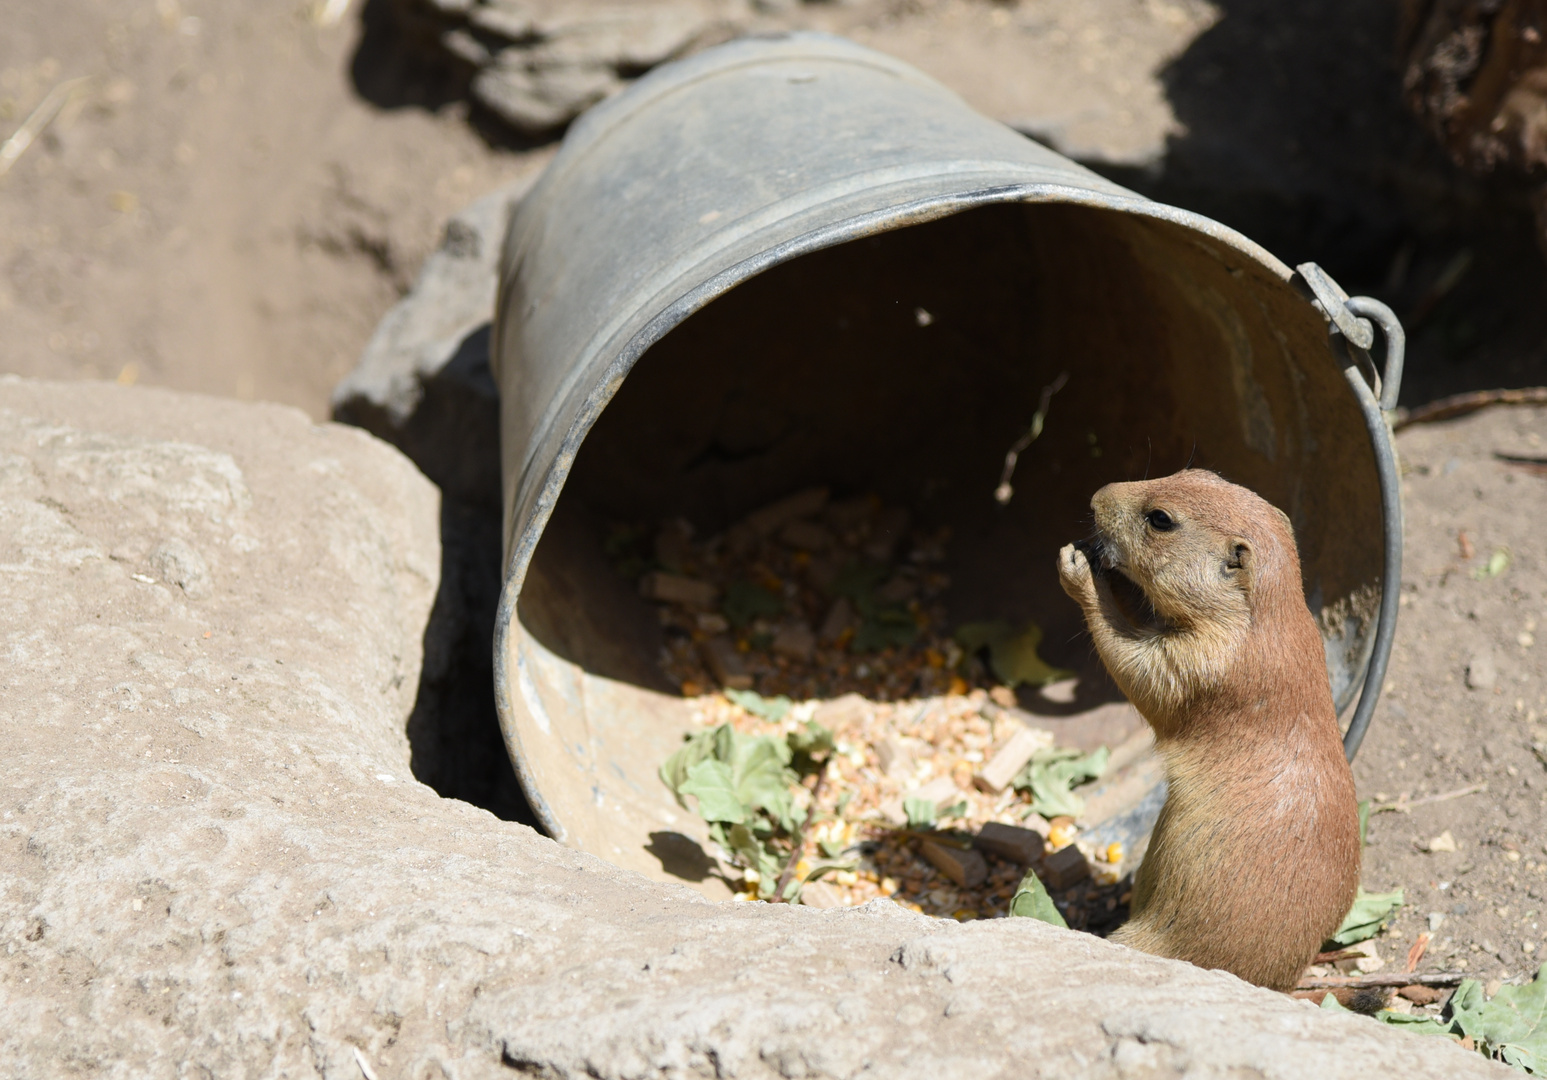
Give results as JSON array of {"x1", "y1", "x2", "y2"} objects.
[{"x1": 1225, "y1": 537, "x2": 1253, "y2": 584}]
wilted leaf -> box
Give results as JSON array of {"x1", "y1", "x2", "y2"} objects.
[
  {"x1": 1450, "y1": 964, "x2": 1547, "y2": 1073},
  {"x1": 1009, "y1": 869, "x2": 1067, "y2": 928},
  {"x1": 725, "y1": 687, "x2": 792, "y2": 721},
  {"x1": 1358, "y1": 799, "x2": 1370, "y2": 846},
  {"x1": 955, "y1": 620, "x2": 1073, "y2": 688},
  {"x1": 1013, "y1": 746, "x2": 1109, "y2": 818},
  {"x1": 1329, "y1": 886, "x2": 1404, "y2": 946},
  {"x1": 678, "y1": 759, "x2": 746, "y2": 823},
  {"x1": 903, "y1": 796, "x2": 938, "y2": 830}
]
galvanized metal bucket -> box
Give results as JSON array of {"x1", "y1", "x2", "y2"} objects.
[{"x1": 490, "y1": 32, "x2": 1403, "y2": 890}]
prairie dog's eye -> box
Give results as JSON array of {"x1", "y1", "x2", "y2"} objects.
[{"x1": 1146, "y1": 508, "x2": 1177, "y2": 531}]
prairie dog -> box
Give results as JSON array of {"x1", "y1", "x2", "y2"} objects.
[{"x1": 1057, "y1": 469, "x2": 1359, "y2": 992}]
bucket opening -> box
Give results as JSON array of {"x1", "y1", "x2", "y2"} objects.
[{"x1": 507, "y1": 199, "x2": 1379, "y2": 892}]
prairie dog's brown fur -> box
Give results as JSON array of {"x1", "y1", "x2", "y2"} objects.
[{"x1": 1057, "y1": 469, "x2": 1359, "y2": 992}]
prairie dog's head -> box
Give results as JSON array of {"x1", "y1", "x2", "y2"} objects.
[{"x1": 1081, "y1": 469, "x2": 1297, "y2": 635}]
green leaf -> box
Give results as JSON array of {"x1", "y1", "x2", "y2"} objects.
[
  {"x1": 788, "y1": 720, "x2": 835, "y2": 757},
  {"x1": 1358, "y1": 799, "x2": 1371, "y2": 847},
  {"x1": 803, "y1": 860, "x2": 856, "y2": 883},
  {"x1": 954, "y1": 620, "x2": 1073, "y2": 688},
  {"x1": 832, "y1": 561, "x2": 888, "y2": 602},
  {"x1": 1474, "y1": 549, "x2": 1511, "y2": 580},
  {"x1": 723, "y1": 580, "x2": 783, "y2": 627},
  {"x1": 725, "y1": 822, "x2": 785, "y2": 899},
  {"x1": 1449, "y1": 965, "x2": 1547, "y2": 1072},
  {"x1": 677, "y1": 759, "x2": 746, "y2": 823},
  {"x1": 1013, "y1": 746, "x2": 1110, "y2": 818},
  {"x1": 903, "y1": 796, "x2": 938, "y2": 830},
  {"x1": 1329, "y1": 886, "x2": 1404, "y2": 946},
  {"x1": 938, "y1": 799, "x2": 969, "y2": 820},
  {"x1": 1009, "y1": 869, "x2": 1067, "y2": 928},
  {"x1": 817, "y1": 838, "x2": 845, "y2": 859},
  {"x1": 658, "y1": 727, "x2": 721, "y2": 802},
  {"x1": 663, "y1": 723, "x2": 802, "y2": 831},
  {"x1": 1320, "y1": 992, "x2": 1350, "y2": 1012},
  {"x1": 852, "y1": 608, "x2": 919, "y2": 653},
  {"x1": 725, "y1": 688, "x2": 792, "y2": 722},
  {"x1": 1375, "y1": 1011, "x2": 1458, "y2": 1038}
]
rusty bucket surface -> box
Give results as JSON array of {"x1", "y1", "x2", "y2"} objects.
[{"x1": 490, "y1": 32, "x2": 1402, "y2": 891}]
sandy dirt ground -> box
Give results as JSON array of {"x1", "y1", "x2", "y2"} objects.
[
  {"x1": 5, "y1": 0, "x2": 1547, "y2": 1006},
  {"x1": 0, "y1": 0, "x2": 542, "y2": 417}
]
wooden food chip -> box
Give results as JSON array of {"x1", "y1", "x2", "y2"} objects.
[
  {"x1": 973, "y1": 725, "x2": 1053, "y2": 793},
  {"x1": 639, "y1": 571, "x2": 718, "y2": 608},
  {"x1": 975, "y1": 822, "x2": 1045, "y2": 865},
  {"x1": 920, "y1": 838, "x2": 988, "y2": 888},
  {"x1": 1043, "y1": 844, "x2": 1091, "y2": 890}
]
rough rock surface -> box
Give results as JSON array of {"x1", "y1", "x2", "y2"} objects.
[
  {"x1": 0, "y1": 377, "x2": 1504, "y2": 1078},
  {"x1": 409, "y1": 0, "x2": 744, "y2": 136}
]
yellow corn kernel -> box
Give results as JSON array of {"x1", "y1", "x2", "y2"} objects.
[
  {"x1": 1048, "y1": 822, "x2": 1078, "y2": 849},
  {"x1": 1105, "y1": 842, "x2": 1124, "y2": 865},
  {"x1": 881, "y1": 876, "x2": 899, "y2": 894},
  {"x1": 949, "y1": 676, "x2": 968, "y2": 696},
  {"x1": 954, "y1": 909, "x2": 979, "y2": 921}
]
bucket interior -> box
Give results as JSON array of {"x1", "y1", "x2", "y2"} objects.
[{"x1": 510, "y1": 200, "x2": 1379, "y2": 888}]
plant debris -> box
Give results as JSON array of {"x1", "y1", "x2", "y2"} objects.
[
  {"x1": 618, "y1": 488, "x2": 1067, "y2": 703},
  {"x1": 661, "y1": 688, "x2": 1129, "y2": 929},
  {"x1": 1330, "y1": 887, "x2": 1405, "y2": 946}
]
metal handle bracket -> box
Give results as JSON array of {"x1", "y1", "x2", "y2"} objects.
[{"x1": 1295, "y1": 264, "x2": 1406, "y2": 762}]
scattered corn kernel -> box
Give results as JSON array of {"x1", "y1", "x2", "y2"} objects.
[
  {"x1": 881, "y1": 876, "x2": 899, "y2": 894},
  {"x1": 1104, "y1": 842, "x2": 1124, "y2": 864},
  {"x1": 954, "y1": 909, "x2": 979, "y2": 921}
]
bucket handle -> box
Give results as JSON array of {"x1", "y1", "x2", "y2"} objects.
[{"x1": 1296, "y1": 264, "x2": 1405, "y2": 762}]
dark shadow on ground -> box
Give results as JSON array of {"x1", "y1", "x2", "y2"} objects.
[
  {"x1": 1078, "y1": 0, "x2": 1547, "y2": 408},
  {"x1": 333, "y1": 326, "x2": 539, "y2": 830},
  {"x1": 348, "y1": 0, "x2": 550, "y2": 152}
]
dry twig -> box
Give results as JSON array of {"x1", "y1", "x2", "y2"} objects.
[
  {"x1": 771, "y1": 764, "x2": 831, "y2": 903},
  {"x1": 0, "y1": 77, "x2": 89, "y2": 180},
  {"x1": 994, "y1": 371, "x2": 1068, "y2": 505},
  {"x1": 1370, "y1": 782, "x2": 1487, "y2": 815},
  {"x1": 1297, "y1": 970, "x2": 1467, "y2": 990},
  {"x1": 1392, "y1": 387, "x2": 1547, "y2": 431}
]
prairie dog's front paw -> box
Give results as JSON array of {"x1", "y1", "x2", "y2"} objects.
[{"x1": 1058, "y1": 542, "x2": 1095, "y2": 603}]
